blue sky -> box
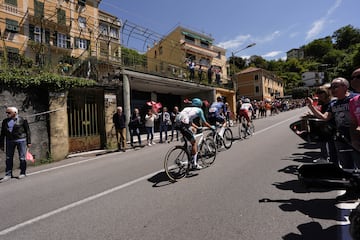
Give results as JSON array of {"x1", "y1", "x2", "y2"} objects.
[{"x1": 99, "y1": 0, "x2": 360, "y2": 60}]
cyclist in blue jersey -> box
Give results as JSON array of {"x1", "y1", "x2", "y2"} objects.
[
  {"x1": 176, "y1": 98, "x2": 215, "y2": 169},
  {"x1": 208, "y1": 96, "x2": 227, "y2": 136}
]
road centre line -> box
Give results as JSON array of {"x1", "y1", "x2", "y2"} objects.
[{"x1": 0, "y1": 113, "x2": 302, "y2": 235}]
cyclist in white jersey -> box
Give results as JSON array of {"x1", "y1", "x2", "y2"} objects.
[
  {"x1": 176, "y1": 98, "x2": 215, "y2": 169},
  {"x1": 239, "y1": 98, "x2": 254, "y2": 126}
]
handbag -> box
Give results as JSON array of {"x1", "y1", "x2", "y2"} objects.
[{"x1": 26, "y1": 149, "x2": 35, "y2": 163}]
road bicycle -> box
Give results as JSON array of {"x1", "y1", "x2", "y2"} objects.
[
  {"x1": 164, "y1": 127, "x2": 217, "y2": 182},
  {"x1": 238, "y1": 115, "x2": 255, "y2": 139},
  {"x1": 210, "y1": 124, "x2": 233, "y2": 151}
]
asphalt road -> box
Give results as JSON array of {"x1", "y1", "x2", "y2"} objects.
[{"x1": 0, "y1": 107, "x2": 356, "y2": 240}]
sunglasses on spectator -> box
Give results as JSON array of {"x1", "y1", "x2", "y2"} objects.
[
  {"x1": 352, "y1": 75, "x2": 360, "y2": 80},
  {"x1": 330, "y1": 84, "x2": 344, "y2": 89},
  {"x1": 6, "y1": 112, "x2": 11, "y2": 114}
]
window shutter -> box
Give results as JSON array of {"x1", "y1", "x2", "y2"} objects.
[
  {"x1": 34, "y1": 0, "x2": 44, "y2": 18},
  {"x1": 45, "y1": 29, "x2": 50, "y2": 44},
  {"x1": 6, "y1": 19, "x2": 19, "y2": 32},
  {"x1": 57, "y1": 9, "x2": 66, "y2": 26},
  {"x1": 5, "y1": 0, "x2": 17, "y2": 7},
  {"x1": 53, "y1": 31, "x2": 57, "y2": 46},
  {"x1": 78, "y1": 0, "x2": 86, "y2": 6},
  {"x1": 29, "y1": 24, "x2": 35, "y2": 40},
  {"x1": 86, "y1": 40, "x2": 90, "y2": 50},
  {"x1": 74, "y1": 38, "x2": 79, "y2": 48},
  {"x1": 66, "y1": 35, "x2": 71, "y2": 48}
]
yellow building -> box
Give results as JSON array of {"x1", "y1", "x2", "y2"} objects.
[
  {"x1": 0, "y1": 0, "x2": 120, "y2": 79},
  {"x1": 146, "y1": 26, "x2": 229, "y2": 85},
  {"x1": 235, "y1": 67, "x2": 284, "y2": 101}
]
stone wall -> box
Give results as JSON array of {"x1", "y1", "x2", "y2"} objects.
[{"x1": 0, "y1": 90, "x2": 49, "y2": 172}]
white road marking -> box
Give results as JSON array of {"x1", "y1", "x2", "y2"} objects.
[
  {"x1": 0, "y1": 169, "x2": 163, "y2": 236},
  {"x1": 1, "y1": 112, "x2": 351, "y2": 236}
]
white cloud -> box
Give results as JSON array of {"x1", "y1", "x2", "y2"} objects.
[
  {"x1": 218, "y1": 34, "x2": 251, "y2": 50},
  {"x1": 305, "y1": 0, "x2": 342, "y2": 40},
  {"x1": 306, "y1": 19, "x2": 325, "y2": 40},
  {"x1": 257, "y1": 31, "x2": 281, "y2": 43},
  {"x1": 262, "y1": 51, "x2": 282, "y2": 58}
]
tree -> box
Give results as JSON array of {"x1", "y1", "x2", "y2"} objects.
[
  {"x1": 333, "y1": 25, "x2": 360, "y2": 50},
  {"x1": 304, "y1": 37, "x2": 333, "y2": 60}
]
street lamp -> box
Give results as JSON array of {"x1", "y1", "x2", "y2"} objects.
[{"x1": 231, "y1": 43, "x2": 256, "y2": 100}]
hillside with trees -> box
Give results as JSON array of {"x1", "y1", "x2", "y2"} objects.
[{"x1": 230, "y1": 25, "x2": 360, "y2": 97}]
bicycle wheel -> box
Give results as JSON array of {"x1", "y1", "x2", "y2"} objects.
[
  {"x1": 215, "y1": 132, "x2": 223, "y2": 150},
  {"x1": 248, "y1": 122, "x2": 255, "y2": 136},
  {"x1": 223, "y1": 128, "x2": 233, "y2": 149},
  {"x1": 239, "y1": 116, "x2": 247, "y2": 139},
  {"x1": 164, "y1": 146, "x2": 190, "y2": 181},
  {"x1": 198, "y1": 137, "x2": 217, "y2": 166}
]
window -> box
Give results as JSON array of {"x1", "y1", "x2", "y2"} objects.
[
  {"x1": 159, "y1": 46, "x2": 163, "y2": 55},
  {"x1": 5, "y1": 0, "x2": 17, "y2": 6},
  {"x1": 185, "y1": 35, "x2": 195, "y2": 44},
  {"x1": 6, "y1": 18, "x2": 19, "y2": 32},
  {"x1": 75, "y1": 38, "x2": 88, "y2": 49},
  {"x1": 254, "y1": 74, "x2": 259, "y2": 80},
  {"x1": 57, "y1": 33, "x2": 67, "y2": 48},
  {"x1": 78, "y1": 17, "x2": 86, "y2": 28},
  {"x1": 109, "y1": 27, "x2": 118, "y2": 38},
  {"x1": 57, "y1": 8, "x2": 66, "y2": 26},
  {"x1": 78, "y1": 0, "x2": 86, "y2": 6},
  {"x1": 255, "y1": 86, "x2": 259, "y2": 93},
  {"x1": 100, "y1": 24, "x2": 108, "y2": 35},
  {"x1": 34, "y1": 26, "x2": 41, "y2": 42},
  {"x1": 200, "y1": 40, "x2": 209, "y2": 48},
  {"x1": 34, "y1": 0, "x2": 44, "y2": 18}
]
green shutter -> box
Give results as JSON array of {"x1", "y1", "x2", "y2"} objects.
[
  {"x1": 34, "y1": 0, "x2": 44, "y2": 18},
  {"x1": 53, "y1": 31, "x2": 57, "y2": 46},
  {"x1": 78, "y1": 0, "x2": 86, "y2": 6},
  {"x1": 5, "y1": 0, "x2": 17, "y2": 7},
  {"x1": 45, "y1": 29, "x2": 50, "y2": 44},
  {"x1": 29, "y1": 24, "x2": 35, "y2": 40},
  {"x1": 6, "y1": 18, "x2": 19, "y2": 32},
  {"x1": 66, "y1": 35, "x2": 71, "y2": 48},
  {"x1": 57, "y1": 9, "x2": 66, "y2": 26}
]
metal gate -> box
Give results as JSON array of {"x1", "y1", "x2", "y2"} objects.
[{"x1": 67, "y1": 89, "x2": 104, "y2": 153}]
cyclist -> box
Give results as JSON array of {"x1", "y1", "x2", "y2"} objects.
[
  {"x1": 175, "y1": 98, "x2": 215, "y2": 170},
  {"x1": 208, "y1": 96, "x2": 227, "y2": 136},
  {"x1": 238, "y1": 98, "x2": 254, "y2": 127}
]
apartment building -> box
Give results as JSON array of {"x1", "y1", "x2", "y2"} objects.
[
  {"x1": 235, "y1": 67, "x2": 284, "y2": 101},
  {"x1": 146, "y1": 26, "x2": 229, "y2": 85},
  {"x1": 286, "y1": 48, "x2": 304, "y2": 60}
]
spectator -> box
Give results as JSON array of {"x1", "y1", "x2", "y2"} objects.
[
  {"x1": 207, "y1": 65, "x2": 213, "y2": 84},
  {"x1": 198, "y1": 65, "x2": 203, "y2": 82},
  {"x1": 170, "y1": 106, "x2": 180, "y2": 142},
  {"x1": 129, "y1": 108, "x2": 142, "y2": 148},
  {"x1": 349, "y1": 67, "x2": 360, "y2": 163},
  {"x1": 0, "y1": 107, "x2": 31, "y2": 182},
  {"x1": 307, "y1": 77, "x2": 359, "y2": 201},
  {"x1": 145, "y1": 108, "x2": 158, "y2": 146},
  {"x1": 159, "y1": 107, "x2": 171, "y2": 143},
  {"x1": 189, "y1": 60, "x2": 195, "y2": 81},
  {"x1": 113, "y1": 106, "x2": 127, "y2": 152},
  {"x1": 215, "y1": 68, "x2": 221, "y2": 85}
]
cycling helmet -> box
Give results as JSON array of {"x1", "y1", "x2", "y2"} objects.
[
  {"x1": 191, "y1": 98, "x2": 203, "y2": 107},
  {"x1": 243, "y1": 98, "x2": 250, "y2": 103},
  {"x1": 217, "y1": 96, "x2": 223, "y2": 101}
]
